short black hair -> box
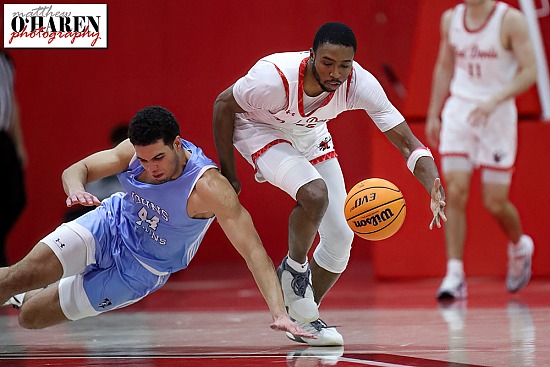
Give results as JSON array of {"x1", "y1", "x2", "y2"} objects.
[
  {"x1": 312, "y1": 22, "x2": 357, "y2": 53},
  {"x1": 128, "y1": 106, "x2": 180, "y2": 146}
]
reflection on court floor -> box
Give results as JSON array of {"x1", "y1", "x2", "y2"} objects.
[{"x1": 1, "y1": 263, "x2": 548, "y2": 367}]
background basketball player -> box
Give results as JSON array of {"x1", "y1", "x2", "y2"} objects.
[{"x1": 425, "y1": 0, "x2": 537, "y2": 300}]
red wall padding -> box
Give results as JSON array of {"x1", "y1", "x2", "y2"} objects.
[
  {"x1": 370, "y1": 122, "x2": 550, "y2": 278},
  {"x1": 3, "y1": 1, "x2": 548, "y2": 278}
]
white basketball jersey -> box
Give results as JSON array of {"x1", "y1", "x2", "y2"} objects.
[
  {"x1": 449, "y1": 2, "x2": 518, "y2": 100},
  {"x1": 233, "y1": 51, "x2": 403, "y2": 136},
  {"x1": 237, "y1": 52, "x2": 353, "y2": 134}
]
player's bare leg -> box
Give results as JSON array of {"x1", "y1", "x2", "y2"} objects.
[
  {"x1": 310, "y1": 259, "x2": 340, "y2": 305},
  {"x1": 0, "y1": 242, "x2": 64, "y2": 323},
  {"x1": 482, "y1": 181, "x2": 533, "y2": 292},
  {"x1": 279, "y1": 179, "x2": 343, "y2": 345},
  {"x1": 288, "y1": 179, "x2": 328, "y2": 263},
  {"x1": 279, "y1": 179, "x2": 327, "y2": 321},
  {"x1": 15, "y1": 282, "x2": 69, "y2": 329},
  {"x1": 437, "y1": 170, "x2": 470, "y2": 300},
  {"x1": 482, "y1": 182, "x2": 522, "y2": 242},
  {"x1": 444, "y1": 171, "x2": 471, "y2": 261}
]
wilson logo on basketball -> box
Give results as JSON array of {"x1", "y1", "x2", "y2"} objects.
[
  {"x1": 353, "y1": 208, "x2": 394, "y2": 227},
  {"x1": 344, "y1": 178, "x2": 406, "y2": 241}
]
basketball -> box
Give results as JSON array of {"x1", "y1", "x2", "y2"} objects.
[{"x1": 344, "y1": 178, "x2": 406, "y2": 241}]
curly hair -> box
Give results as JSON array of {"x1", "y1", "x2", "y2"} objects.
[{"x1": 128, "y1": 106, "x2": 180, "y2": 147}]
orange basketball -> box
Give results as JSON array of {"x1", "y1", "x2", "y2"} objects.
[{"x1": 344, "y1": 178, "x2": 406, "y2": 241}]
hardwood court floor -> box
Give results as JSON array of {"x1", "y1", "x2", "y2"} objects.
[{"x1": 1, "y1": 261, "x2": 549, "y2": 367}]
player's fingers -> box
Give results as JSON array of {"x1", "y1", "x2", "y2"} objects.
[
  {"x1": 291, "y1": 327, "x2": 317, "y2": 339},
  {"x1": 66, "y1": 194, "x2": 82, "y2": 207}
]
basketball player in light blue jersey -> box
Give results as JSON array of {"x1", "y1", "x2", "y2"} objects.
[{"x1": 0, "y1": 106, "x2": 314, "y2": 340}]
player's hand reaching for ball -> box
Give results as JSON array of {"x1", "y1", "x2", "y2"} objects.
[
  {"x1": 270, "y1": 315, "x2": 317, "y2": 340},
  {"x1": 66, "y1": 190, "x2": 102, "y2": 207},
  {"x1": 429, "y1": 178, "x2": 447, "y2": 230}
]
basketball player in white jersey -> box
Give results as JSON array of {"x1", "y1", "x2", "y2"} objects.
[
  {"x1": 213, "y1": 22, "x2": 447, "y2": 346},
  {"x1": 425, "y1": 0, "x2": 537, "y2": 300},
  {"x1": 0, "y1": 106, "x2": 314, "y2": 341}
]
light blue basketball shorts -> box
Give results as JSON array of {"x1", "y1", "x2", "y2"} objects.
[{"x1": 42, "y1": 206, "x2": 169, "y2": 321}]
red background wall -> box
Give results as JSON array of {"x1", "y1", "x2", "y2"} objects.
[{"x1": 2, "y1": 0, "x2": 548, "y2": 278}]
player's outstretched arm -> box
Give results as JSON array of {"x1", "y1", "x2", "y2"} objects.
[
  {"x1": 384, "y1": 121, "x2": 446, "y2": 229},
  {"x1": 62, "y1": 139, "x2": 135, "y2": 208},
  {"x1": 189, "y1": 169, "x2": 315, "y2": 339}
]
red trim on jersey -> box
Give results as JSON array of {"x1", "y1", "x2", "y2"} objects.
[
  {"x1": 480, "y1": 164, "x2": 515, "y2": 172},
  {"x1": 441, "y1": 152, "x2": 469, "y2": 158},
  {"x1": 298, "y1": 57, "x2": 335, "y2": 117},
  {"x1": 251, "y1": 139, "x2": 292, "y2": 167},
  {"x1": 463, "y1": 2, "x2": 498, "y2": 33},
  {"x1": 272, "y1": 64, "x2": 290, "y2": 110},
  {"x1": 310, "y1": 151, "x2": 338, "y2": 165}
]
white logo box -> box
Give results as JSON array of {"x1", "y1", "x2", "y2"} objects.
[{"x1": 4, "y1": 4, "x2": 107, "y2": 48}]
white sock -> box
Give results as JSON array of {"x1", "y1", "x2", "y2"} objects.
[
  {"x1": 287, "y1": 255, "x2": 308, "y2": 273},
  {"x1": 447, "y1": 259, "x2": 464, "y2": 278},
  {"x1": 513, "y1": 234, "x2": 529, "y2": 247}
]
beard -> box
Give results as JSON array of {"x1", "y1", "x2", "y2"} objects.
[
  {"x1": 155, "y1": 153, "x2": 183, "y2": 184},
  {"x1": 311, "y1": 59, "x2": 341, "y2": 93}
]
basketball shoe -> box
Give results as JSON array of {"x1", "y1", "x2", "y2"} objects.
[
  {"x1": 2, "y1": 294, "x2": 24, "y2": 309},
  {"x1": 436, "y1": 273, "x2": 467, "y2": 300},
  {"x1": 506, "y1": 235, "x2": 534, "y2": 293},
  {"x1": 286, "y1": 318, "x2": 344, "y2": 346},
  {"x1": 277, "y1": 256, "x2": 319, "y2": 323}
]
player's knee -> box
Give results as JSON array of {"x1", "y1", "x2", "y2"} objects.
[
  {"x1": 327, "y1": 225, "x2": 354, "y2": 250},
  {"x1": 446, "y1": 181, "x2": 469, "y2": 208},
  {"x1": 314, "y1": 230, "x2": 354, "y2": 274},
  {"x1": 296, "y1": 179, "x2": 328, "y2": 217},
  {"x1": 18, "y1": 308, "x2": 46, "y2": 329},
  {"x1": 482, "y1": 195, "x2": 507, "y2": 215},
  {"x1": 313, "y1": 245, "x2": 351, "y2": 274}
]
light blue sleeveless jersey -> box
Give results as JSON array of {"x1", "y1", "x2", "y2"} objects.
[{"x1": 76, "y1": 139, "x2": 217, "y2": 275}]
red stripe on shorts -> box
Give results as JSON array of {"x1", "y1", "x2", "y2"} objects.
[
  {"x1": 480, "y1": 164, "x2": 515, "y2": 172},
  {"x1": 310, "y1": 151, "x2": 338, "y2": 165},
  {"x1": 441, "y1": 152, "x2": 469, "y2": 158},
  {"x1": 251, "y1": 139, "x2": 292, "y2": 168}
]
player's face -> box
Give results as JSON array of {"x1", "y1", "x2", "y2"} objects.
[
  {"x1": 134, "y1": 138, "x2": 183, "y2": 184},
  {"x1": 311, "y1": 43, "x2": 354, "y2": 93}
]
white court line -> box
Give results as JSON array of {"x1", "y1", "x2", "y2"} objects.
[{"x1": 339, "y1": 356, "x2": 416, "y2": 367}]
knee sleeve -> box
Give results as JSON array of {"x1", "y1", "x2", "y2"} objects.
[
  {"x1": 314, "y1": 224, "x2": 354, "y2": 274},
  {"x1": 312, "y1": 158, "x2": 354, "y2": 274},
  {"x1": 256, "y1": 144, "x2": 321, "y2": 200},
  {"x1": 41, "y1": 222, "x2": 96, "y2": 278}
]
